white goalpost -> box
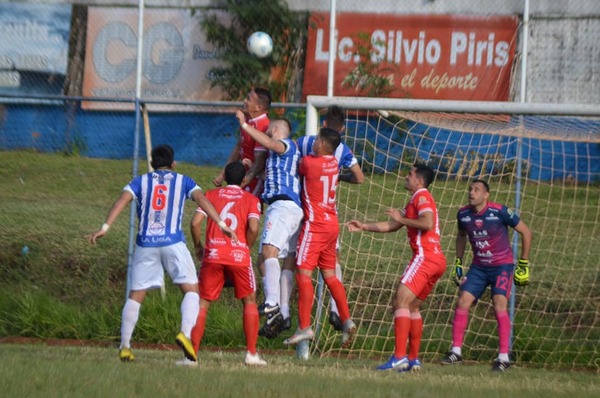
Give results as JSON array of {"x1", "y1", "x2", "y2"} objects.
[{"x1": 303, "y1": 95, "x2": 600, "y2": 369}]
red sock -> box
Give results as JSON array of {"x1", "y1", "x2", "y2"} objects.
[
  {"x1": 452, "y1": 308, "x2": 468, "y2": 349},
  {"x1": 408, "y1": 312, "x2": 423, "y2": 360},
  {"x1": 495, "y1": 310, "x2": 511, "y2": 356},
  {"x1": 243, "y1": 303, "x2": 259, "y2": 354},
  {"x1": 191, "y1": 306, "x2": 208, "y2": 353},
  {"x1": 394, "y1": 308, "x2": 411, "y2": 358},
  {"x1": 295, "y1": 273, "x2": 314, "y2": 329},
  {"x1": 323, "y1": 275, "x2": 350, "y2": 322}
]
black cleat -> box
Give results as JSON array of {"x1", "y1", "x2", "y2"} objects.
[
  {"x1": 440, "y1": 351, "x2": 463, "y2": 365},
  {"x1": 258, "y1": 304, "x2": 284, "y2": 339},
  {"x1": 281, "y1": 317, "x2": 292, "y2": 331},
  {"x1": 491, "y1": 359, "x2": 511, "y2": 372},
  {"x1": 329, "y1": 311, "x2": 343, "y2": 331}
]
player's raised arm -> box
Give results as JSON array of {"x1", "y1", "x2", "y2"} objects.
[{"x1": 235, "y1": 110, "x2": 286, "y2": 154}]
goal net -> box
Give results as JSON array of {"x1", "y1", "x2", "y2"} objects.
[{"x1": 305, "y1": 95, "x2": 600, "y2": 370}]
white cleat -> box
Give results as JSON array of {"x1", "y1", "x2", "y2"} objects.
[
  {"x1": 175, "y1": 358, "x2": 198, "y2": 367},
  {"x1": 283, "y1": 327, "x2": 315, "y2": 345},
  {"x1": 245, "y1": 351, "x2": 267, "y2": 366}
]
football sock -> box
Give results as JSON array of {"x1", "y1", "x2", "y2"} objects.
[
  {"x1": 323, "y1": 275, "x2": 350, "y2": 321},
  {"x1": 264, "y1": 257, "x2": 281, "y2": 306},
  {"x1": 329, "y1": 263, "x2": 343, "y2": 315},
  {"x1": 495, "y1": 310, "x2": 511, "y2": 357},
  {"x1": 452, "y1": 307, "x2": 468, "y2": 353},
  {"x1": 191, "y1": 306, "x2": 208, "y2": 353},
  {"x1": 243, "y1": 303, "x2": 259, "y2": 354},
  {"x1": 280, "y1": 269, "x2": 294, "y2": 318},
  {"x1": 120, "y1": 298, "x2": 141, "y2": 349},
  {"x1": 295, "y1": 272, "x2": 314, "y2": 329},
  {"x1": 408, "y1": 311, "x2": 423, "y2": 360},
  {"x1": 393, "y1": 308, "x2": 411, "y2": 358},
  {"x1": 180, "y1": 292, "x2": 200, "y2": 337}
]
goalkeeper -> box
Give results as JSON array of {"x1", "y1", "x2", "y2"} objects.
[{"x1": 440, "y1": 180, "x2": 532, "y2": 372}]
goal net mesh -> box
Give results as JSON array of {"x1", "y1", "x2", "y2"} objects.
[{"x1": 306, "y1": 99, "x2": 600, "y2": 370}]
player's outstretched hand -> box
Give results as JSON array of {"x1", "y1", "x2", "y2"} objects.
[
  {"x1": 514, "y1": 258, "x2": 530, "y2": 286},
  {"x1": 451, "y1": 257, "x2": 464, "y2": 287},
  {"x1": 235, "y1": 109, "x2": 246, "y2": 126},
  {"x1": 212, "y1": 173, "x2": 224, "y2": 187},
  {"x1": 87, "y1": 229, "x2": 106, "y2": 246},
  {"x1": 345, "y1": 220, "x2": 364, "y2": 232},
  {"x1": 219, "y1": 224, "x2": 238, "y2": 243},
  {"x1": 384, "y1": 208, "x2": 405, "y2": 223}
]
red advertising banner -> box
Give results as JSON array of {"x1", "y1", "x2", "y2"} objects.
[
  {"x1": 82, "y1": 8, "x2": 225, "y2": 110},
  {"x1": 303, "y1": 13, "x2": 518, "y2": 101}
]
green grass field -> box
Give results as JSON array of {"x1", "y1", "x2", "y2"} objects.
[
  {"x1": 0, "y1": 343, "x2": 597, "y2": 398},
  {"x1": 1, "y1": 150, "x2": 599, "y2": 371}
]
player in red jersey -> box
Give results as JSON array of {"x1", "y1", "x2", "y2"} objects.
[
  {"x1": 183, "y1": 161, "x2": 267, "y2": 366},
  {"x1": 213, "y1": 87, "x2": 271, "y2": 197},
  {"x1": 283, "y1": 128, "x2": 357, "y2": 348},
  {"x1": 346, "y1": 163, "x2": 446, "y2": 372}
]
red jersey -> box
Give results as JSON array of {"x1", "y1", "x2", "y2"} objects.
[
  {"x1": 197, "y1": 185, "x2": 262, "y2": 266},
  {"x1": 240, "y1": 113, "x2": 269, "y2": 162},
  {"x1": 299, "y1": 155, "x2": 339, "y2": 231},
  {"x1": 403, "y1": 188, "x2": 443, "y2": 256}
]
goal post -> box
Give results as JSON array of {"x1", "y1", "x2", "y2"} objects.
[{"x1": 305, "y1": 95, "x2": 600, "y2": 369}]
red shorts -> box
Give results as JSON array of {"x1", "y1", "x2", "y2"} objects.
[
  {"x1": 296, "y1": 225, "x2": 338, "y2": 272},
  {"x1": 401, "y1": 253, "x2": 446, "y2": 301},
  {"x1": 198, "y1": 262, "x2": 256, "y2": 300}
]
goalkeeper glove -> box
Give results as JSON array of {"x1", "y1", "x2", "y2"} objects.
[
  {"x1": 451, "y1": 257, "x2": 464, "y2": 287},
  {"x1": 514, "y1": 259, "x2": 530, "y2": 286}
]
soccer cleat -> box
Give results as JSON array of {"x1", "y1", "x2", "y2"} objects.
[
  {"x1": 491, "y1": 358, "x2": 511, "y2": 372},
  {"x1": 258, "y1": 304, "x2": 284, "y2": 339},
  {"x1": 329, "y1": 311, "x2": 343, "y2": 331},
  {"x1": 376, "y1": 354, "x2": 409, "y2": 371},
  {"x1": 175, "y1": 358, "x2": 198, "y2": 367},
  {"x1": 257, "y1": 302, "x2": 266, "y2": 316},
  {"x1": 281, "y1": 317, "x2": 292, "y2": 331},
  {"x1": 119, "y1": 347, "x2": 135, "y2": 362},
  {"x1": 245, "y1": 351, "x2": 267, "y2": 366},
  {"x1": 399, "y1": 358, "x2": 422, "y2": 373},
  {"x1": 341, "y1": 319, "x2": 357, "y2": 348},
  {"x1": 440, "y1": 351, "x2": 463, "y2": 365},
  {"x1": 283, "y1": 327, "x2": 315, "y2": 345},
  {"x1": 175, "y1": 332, "x2": 198, "y2": 362}
]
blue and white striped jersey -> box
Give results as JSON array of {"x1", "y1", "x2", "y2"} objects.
[
  {"x1": 124, "y1": 170, "x2": 201, "y2": 247},
  {"x1": 261, "y1": 138, "x2": 301, "y2": 207},
  {"x1": 297, "y1": 135, "x2": 358, "y2": 169}
]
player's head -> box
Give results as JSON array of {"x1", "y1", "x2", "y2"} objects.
[
  {"x1": 314, "y1": 127, "x2": 341, "y2": 155},
  {"x1": 406, "y1": 163, "x2": 434, "y2": 191},
  {"x1": 323, "y1": 105, "x2": 345, "y2": 133},
  {"x1": 224, "y1": 161, "x2": 246, "y2": 186},
  {"x1": 244, "y1": 87, "x2": 271, "y2": 117},
  {"x1": 151, "y1": 144, "x2": 175, "y2": 169},
  {"x1": 267, "y1": 118, "x2": 292, "y2": 140},
  {"x1": 469, "y1": 179, "x2": 490, "y2": 208}
]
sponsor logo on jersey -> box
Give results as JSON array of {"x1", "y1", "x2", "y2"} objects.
[
  {"x1": 475, "y1": 219, "x2": 484, "y2": 228},
  {"x1": 461, "y1": 216, "x2": 471, "y2": 222}
]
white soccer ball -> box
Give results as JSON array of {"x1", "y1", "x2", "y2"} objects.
[{"x1": 247, "y1": 31, "x2": 273, "y2": 58}]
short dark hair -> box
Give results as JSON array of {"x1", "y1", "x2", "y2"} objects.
[
  {"x1": 319, "y1": 127, "x2": 342, "y2": 153},
  {"x1": 272, "y1": 117, "x2": 292, "y2": 135},
  {"x1": 151, "y1": 144, "x2": 174, "y2": 169},
  {"x1": 414, "y1": 163, "x2": 434, "y2": 188},
  {"x1": 324, "y1": 105, "x2": 345, "y2": 132},
  {"x1": 253, "y1": 87, "x2": 272, "y2": 111},
  {"x1": 224, "y1": 161, "x2": 246, "y2": 186},
  {"x1": 472, "y1": 179, "x2": 490, "y2": 192}
]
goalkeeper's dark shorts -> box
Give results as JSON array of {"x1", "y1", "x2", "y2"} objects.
[{"x1": 460, "y1": 264, "x2": 514, "y2": 300}]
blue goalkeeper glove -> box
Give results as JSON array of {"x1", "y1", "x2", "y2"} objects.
[
  {"x1": 514, "y1": 259, "x2": 530, "y2": 286},
  {"x1": 451, "y1": 257, "x2": 464, "y2": 287}
]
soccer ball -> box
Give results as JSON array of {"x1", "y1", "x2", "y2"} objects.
[{"x1": 247, "y1": 31, "x2": 273, "y2": 58}]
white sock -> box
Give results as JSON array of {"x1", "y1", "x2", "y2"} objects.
[
  {"x1": 280, "y1": 269, "x2": 294, "y2": 318},
  {"x1": 264, "y1": 257, "x2": 281, "y2": 306},
  {"x1": 261, "y1": 277, "x2": 268, "y2": 295},
  {"x1": 451, "y1": 347, "x2": 462, "y2": 356},
  {"x1": 329, "y1": 263, "x2": 343, "y2": 315},
  {"x1": 498, "y1": 353, "x2": 510, "y2": 362},
  {"x1": 180, "y1": 292, "x2": 200, "y2": 338},
  {"x1": 120, "y1": 299, "x2": 141, "y2": 349}
]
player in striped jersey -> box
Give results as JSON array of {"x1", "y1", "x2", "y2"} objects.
[
  {"x1": 184, "y1": 161, "x2": 267, "y2": 366},
  {"x1": 294, "y1": 105, "x2": 365, "y2": 331},
  {"x1": 235, "y1": 110, "x2": 303, "y2": 338},
  {"x1": 213, "y1": 87, "x2": 271, "y2": 197},
  {"x1": 346, "y1": 164, "x2": 446, "y2": 373},
  {"x1": 88, "y1": 144, "x2": 236, "y2": 363},
  {"x1": 283, "y1": 127, "x2": 357, "y2": 348}
]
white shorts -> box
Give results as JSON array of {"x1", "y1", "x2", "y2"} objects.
[
  {"x1": 259, "y1": 200, "x2": 303, "y2": 258},
  {"x1": 129, "y1": 241, "x2": 198, "y2": 291}
]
